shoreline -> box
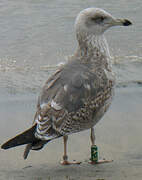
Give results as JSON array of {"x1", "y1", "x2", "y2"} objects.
[{"x1": 0, "y1": 87, "x2": 142, "y2": 179}]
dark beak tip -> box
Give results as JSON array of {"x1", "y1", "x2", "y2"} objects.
[{"x1": 123, "y1": 19, "x2": 132, "y2": 26}]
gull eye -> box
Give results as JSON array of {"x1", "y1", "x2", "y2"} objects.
[{"x1": 91, "y1": 16, "x2": 105, "y2": 24}]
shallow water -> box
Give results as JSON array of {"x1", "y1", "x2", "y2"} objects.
[
  {"x1": 0, "y1": 0, "x2": 142, "y2": 94},
  {"x1": 0, "y1": 0, "x2": 142, "y2": 179}
]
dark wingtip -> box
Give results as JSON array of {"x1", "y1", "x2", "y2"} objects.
[
  {"x1": 1, "y1": 142, "x2": 11, "y2": 149},
  {"x1": 1, "y1": 144, "x2": 8, "y2": 150},
  {"x1": 123, "y1": 19, "x2": 132, "y2": 26},
  {"x1": 1, "y1": 125, "x2": 37, "y2": 150}
]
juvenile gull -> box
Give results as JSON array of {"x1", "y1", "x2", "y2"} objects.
[{"x1": 1, "y1": 8, "x2": 132, "y2": 164}]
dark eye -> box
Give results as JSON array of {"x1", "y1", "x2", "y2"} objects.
[{"x1": 91, "y1": 16, "x2": 105, "y2": 23}]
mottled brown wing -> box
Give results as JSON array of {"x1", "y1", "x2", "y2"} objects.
[{"x1": 34, "y1": 61, "x2": 99, "y2": 140}]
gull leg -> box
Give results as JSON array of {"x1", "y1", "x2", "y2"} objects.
[
  {"x1": 90, "y1": 127, "x2": 95, "y2": 146},
  {"x1": 89, "y1": 127, "x2": 113, "y2": 164},
  {"x1": 60, "y1": 135, "x2": 81, "y2": 165}
]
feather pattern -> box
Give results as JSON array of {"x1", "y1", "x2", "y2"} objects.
[{"x1": 34, "y1": 59, "x2": 115, "y2": 141}]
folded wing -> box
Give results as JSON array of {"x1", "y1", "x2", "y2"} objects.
[{"x1": 34, "y1": 60, "x2": 99, "y2": 140}]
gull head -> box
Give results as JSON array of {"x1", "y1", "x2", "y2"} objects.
[{"x1": 75, "y1": 8, "x2": 132, "y2": 36}]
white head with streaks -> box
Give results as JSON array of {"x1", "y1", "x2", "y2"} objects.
[{"x1": 75, "y1": 8, "x2": 132, "y2": 37}]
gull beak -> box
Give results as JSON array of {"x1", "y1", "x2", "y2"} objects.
[{"x1": 112, "y1": 18, "x2": 132, "y2": 26}]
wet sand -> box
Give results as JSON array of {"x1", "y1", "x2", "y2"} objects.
[
  {"x1": 0, "y1": 0, "x2": 141, "y2": 179},
  {"x1": 0, "y1": 86, "x2": 142, "y2": 180}
]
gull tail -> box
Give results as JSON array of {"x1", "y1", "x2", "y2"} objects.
[{"x1": 23, "y1": 139, "x2": 50, "y2": 160}]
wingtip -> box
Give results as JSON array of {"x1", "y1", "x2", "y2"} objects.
[
  {"x1": 1, "y1": 142, "x2": 11, "y2": 150},
  {"x1": 1, "y1": 125, "x2": 37, "y2": 150}
]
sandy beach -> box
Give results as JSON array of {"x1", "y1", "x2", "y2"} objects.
[
  {"x1": 0, "y1": 0, "x2": 142, "y2": 179},
  {"x1": 0, "y1": 87, "x2": 142, "y2": 180}
]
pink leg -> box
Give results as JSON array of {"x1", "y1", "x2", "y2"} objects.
[
  {"x1": 89, "y1": 127, "x2": 113, "y2": 164},
  {"x1": 60, "y1": 135, "x2": 81, "y2": 165}
]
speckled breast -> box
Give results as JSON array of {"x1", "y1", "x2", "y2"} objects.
[{"x1": 60, "y1": 79, "x2": 115, "y2": 135}]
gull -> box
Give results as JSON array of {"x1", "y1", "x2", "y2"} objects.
[{"x1": 1, "y1": 7, "x2": 132, "y2": 165}]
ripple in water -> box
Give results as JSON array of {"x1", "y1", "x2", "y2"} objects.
[{"x1": 0, "y1": 55, "x2": 141, "y2": 95}]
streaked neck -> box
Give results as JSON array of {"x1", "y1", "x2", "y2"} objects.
[{"x1": 75, "y1": 33, "x2": 112, "y2": 71}]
